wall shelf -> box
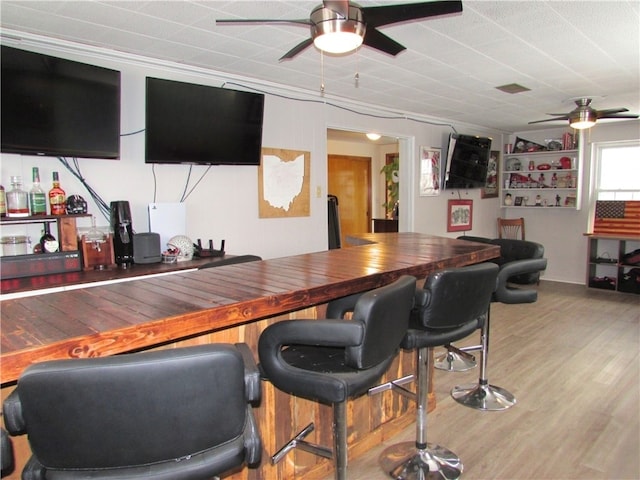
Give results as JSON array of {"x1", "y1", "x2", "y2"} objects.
[{"x1": 502, "y1": 149, "x2": 581, "y2": 209}]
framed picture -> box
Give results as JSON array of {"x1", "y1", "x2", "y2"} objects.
[
  {"x1": 447, "y1": 199, "x2": 473, "y2": 232},
  {"x1": 419, "y1": 146, "x2": 441, "y2": 196},
  {"x1": 258, "y1": 148, "x2": 310, "y2": 218},
  {"x1": 481, "y1": 150, "x2": 500, "y2": 199}
]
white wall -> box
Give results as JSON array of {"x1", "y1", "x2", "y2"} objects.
[{"x1": 2, "y1": 35, "x2": 638, "y2": 286}]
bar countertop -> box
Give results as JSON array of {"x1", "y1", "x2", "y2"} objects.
[{"x1": 0, "y1": 233, "x2": 499, "y2": 385}]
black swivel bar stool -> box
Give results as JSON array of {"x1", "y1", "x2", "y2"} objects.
[
  {"x1": 3, "y1": 344, "x2": 262, "y2": 480},
  {"x1": 258, "y1": 275, "x2": 417, "y2": 480},
  {"x1": 1, "y1": 429, "x2": 14, "y2": 478},
  {"x1": 435, "y1": 237, "x2": 545, "y2": 374},
  {"x1": 451, "y1": 239, "x2": 547, "y2": 411},
  {"x1": 378, "y1": 263, "x2": 499, "y2": 480}
]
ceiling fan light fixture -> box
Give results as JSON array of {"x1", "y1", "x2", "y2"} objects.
[
  {"x1": 569, "y1": 109, "x2": 597, "y2": 129},
  {"x1": 311, "y1": 6, "x2": 365, "y2": 54},
  {"x1": 314, "y1": 31, "x2": 363, "y2": 53}
]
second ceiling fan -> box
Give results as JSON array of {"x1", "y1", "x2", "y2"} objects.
[
  {"x1": 216, "y1": 1, "x2": 463, "y2": 61},
  {"x1": 529, "y1": 98, "x2": 639, "y2": 129}
]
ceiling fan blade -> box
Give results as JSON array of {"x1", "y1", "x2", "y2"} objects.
[
  {"x1": 363, "y1": 28, "x2": 406, "y2": 56},
  {"x1": 323, "y1": 0, "x2": 349, "y2": 19},
  {"x1": 216, "y1": 18, "x2": 310, "y2": 27},
  {"x1": 528, "y1": 117, "x2": 570, "y2": 125},
  {"x1": 597, "y1": 113, "x2": 639, "y2": 119},
  {"x1": 362, "y1": 1, "x2": 463, "y2": 28},
  {"x1": 544, "y1": 112, "x2": 571, "y2": 117},
  {"x1": 596, "y1": 107, "x2": 629, "y2": 117},
  {"x1": 279, "y1": 38, "x2": 314, "y2": 61}
]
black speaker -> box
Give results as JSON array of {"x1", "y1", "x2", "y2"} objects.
[{"x1": 133, "y1": 233, "x2": 161, "y2": 264}]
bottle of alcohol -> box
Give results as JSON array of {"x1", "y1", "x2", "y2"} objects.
[
  {"x1": 49, "y1": 171, "x2": 66, "y2": 215},
  {"x1": 6, "y1": 176, "x2": 29, "y2": 217},
  {"x1": 29, "y1": 167, "x2": 47, "y2": 216},
  {"x1": 39, "y1": 222, "x2": 59, "y2": 253},
  {"x1": 0, "y1": 184, "x2": 6, "y2": 217}
]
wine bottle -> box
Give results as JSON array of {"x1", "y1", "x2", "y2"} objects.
[
  {"x1": 29, "y1": 167, "x2": 47, "y2": 216},
  {"x1": 49, "y1": 171, "x2": 66, "y2": 215},
  {"x1": 40, "y1": 223, "x2": 59, "y2": 253}
]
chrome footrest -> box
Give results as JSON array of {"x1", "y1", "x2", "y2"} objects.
[
  {"x1": 368, "y1": 374, "x2": 415, "y2": 400},
  {"x1": 271, "y1": 422, "x2": 333, "y2": 464}
]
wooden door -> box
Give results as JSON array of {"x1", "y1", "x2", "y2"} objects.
[{"x1": 328, "y1": 154, "x2": 372, "y2": 247}]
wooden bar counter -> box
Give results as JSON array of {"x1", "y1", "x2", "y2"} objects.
[{"x1": 0, "y1": 233, "x2": 499, "y2": 479}]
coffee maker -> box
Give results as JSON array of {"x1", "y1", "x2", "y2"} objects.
[{"x1": 110, "y1": 201, "x2": 133, "y2": 268}]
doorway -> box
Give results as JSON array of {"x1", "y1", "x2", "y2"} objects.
[{"x1": 328, "y1": 154, "x2": 372, "y2": 247}]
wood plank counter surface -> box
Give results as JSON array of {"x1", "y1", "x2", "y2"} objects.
[
  {"x1": 1, "y1": 233, "x2": 499, "y2": 385},
  {"x1": 1, "y1": 233, "x2": 499, "y2": 480}
]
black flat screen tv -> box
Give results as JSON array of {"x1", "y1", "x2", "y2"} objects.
[
  {"x1": 145, "y1": 77, "x2": 265, "y2": 165},
  {"x1": 1, "y1": 46, "x2": 121, "y2": 159},
  {"x1": 444, "y1": 133, "x2": 492, "y2": 189}
]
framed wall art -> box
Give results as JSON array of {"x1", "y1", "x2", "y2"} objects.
[
  {"x1": 447, "y1": 199, "x2": 473, "y2": 232},
  {"x1": 258, "y1": 147, "x2": 310, "y2": 218},
  {"x1": 419, "y1": 146, "x2": 441, "y2": 196},
  {"x1": 481, "y1": 150, "x2": 500, "y2": 199}
]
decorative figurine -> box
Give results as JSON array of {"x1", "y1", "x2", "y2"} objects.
[
  {"x1": 535, "y1": 194, "x2": 542, "y2": 206},
  {"x1": 538, "y1": 173, "x2": 546, "y2": 187},
  {"x1": 555, "y1": 194, "x2": 561, "y2": 206},
  {"x1": 504, "y1": 193, "x2": 513, "y2": 206}
]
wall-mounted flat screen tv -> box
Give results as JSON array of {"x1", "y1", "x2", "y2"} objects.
[
  {"x1": 1, "y1": 46, "x2": 121, "y2": 159},
  {"x1": 444, "y1": 133, "x2": 492, "y2": 189},
  {"x1": 145, "y1": 77, "x2": 265, "y2": 165}
]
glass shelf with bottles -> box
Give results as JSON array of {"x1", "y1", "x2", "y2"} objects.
[{"x1": 501, "y1": 149, "x2": 579, "y2": 209}]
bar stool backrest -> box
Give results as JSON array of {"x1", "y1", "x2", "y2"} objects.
[{"x1": 3, "y1": 344, "x2": 261, "y2": 480}]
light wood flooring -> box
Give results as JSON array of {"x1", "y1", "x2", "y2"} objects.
[{"x1": 324, "y1": 281, "x2": 640, "y2": 480}]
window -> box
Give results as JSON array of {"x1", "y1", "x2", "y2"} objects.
[{"x1": 593, "y1": 141, "x2": 640, "y2": 200}]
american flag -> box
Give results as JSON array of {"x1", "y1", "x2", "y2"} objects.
[{"x1": 594, "y1": 201, "x2": 640, "y2": 235}]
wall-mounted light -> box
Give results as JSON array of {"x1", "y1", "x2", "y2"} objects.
[{"x1": 366, "y1": 133, "x2": 381, "y2": 141}]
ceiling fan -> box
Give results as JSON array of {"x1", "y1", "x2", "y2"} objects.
[
  {"x1": 216, "y1": 1, "x2": 463, "y2": 61},
  {"x1": 528, "y1": 98, "x2": 639, "y2": 130}
]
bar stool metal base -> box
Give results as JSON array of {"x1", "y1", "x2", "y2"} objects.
[
  {"x1": 451, "y1": 382, "x2": 516, "y2": 411},
  {"x1": 434, "y1": 350, "x2": 476, "y2": 372},
  {"x1": 379, "y1": 441, "x2": 463, "y2": 480}
]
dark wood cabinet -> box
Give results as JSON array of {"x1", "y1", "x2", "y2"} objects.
[{"x1": 373, "y1": 218, "x2": 398, "y2": 233}]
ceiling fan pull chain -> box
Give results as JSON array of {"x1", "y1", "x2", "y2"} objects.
[
  {"x1": 320, "y1": 50, "x2": 325, "y2": 95},
  {"x1": 354, "y1": 49, "x2": 360, "y2": 88}
]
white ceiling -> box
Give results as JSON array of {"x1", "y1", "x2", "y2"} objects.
[{"x1": 1, "y1": 1, "x2": 639, "y2": 133}]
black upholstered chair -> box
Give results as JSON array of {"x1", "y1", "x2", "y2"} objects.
[
  {"x1": 3, "y1": 344, "x2": 262, "y2": 480},
  {"x1": 449, "y1": 237, "x2": 547, "y2": 411},
  {"x1": 1, "y1": 428, "x2": 14, "y2": 478},
  {"x1": 377, "y1": 263, "x2": 499, "y2": 480},
  {"x1": 258, "y1": 275, "x2": 417, "y2": 480}
]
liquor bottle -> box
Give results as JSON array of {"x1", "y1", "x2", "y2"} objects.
[
  {"x1": 6, "y1": 176, "x2": 29, "y2": 217},
  {"x1": 39, "y1": 222, "x2": 59, "y2": 253},
  {"x1": 0, "y1": 184, "x2": 6, "y2": 217},
  {"x1": 29, "y1": 167, "x2": 47, "y2": 216},
  {"x1": 49, "y1": 171, "x2": 66, "y2": 215}
]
